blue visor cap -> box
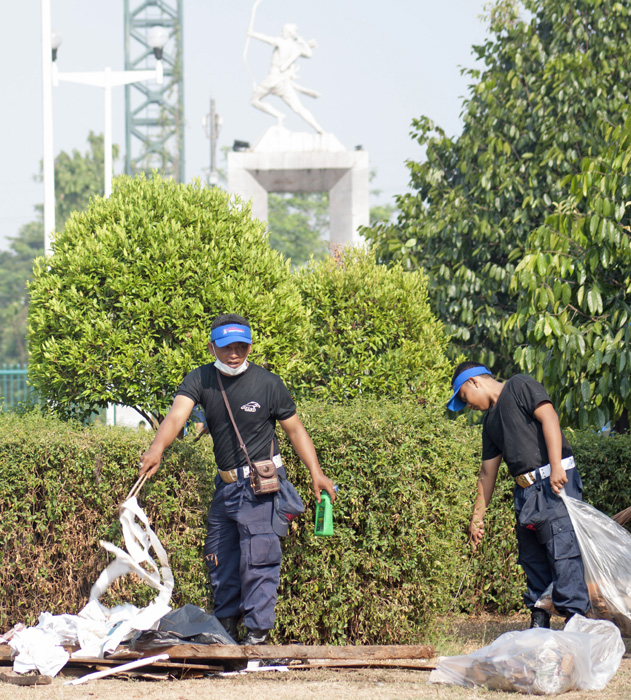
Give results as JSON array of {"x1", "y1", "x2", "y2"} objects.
[
  {"x1": 447, "y1": 367, "x2": 492, "y2": 412},
  {"x1": 210, "y1": 323, "x2": 252, "y2": 347}
]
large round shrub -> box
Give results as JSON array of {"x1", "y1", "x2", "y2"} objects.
[
  {"x1": 28, "y1": 175, "x2": 308, "y2": 424},
  {"x1": 291, "y1": 246, "x2": 452, "y2": 402}
]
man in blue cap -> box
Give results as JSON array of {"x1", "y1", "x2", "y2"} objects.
[
  {"x1": 140, "y1": 313, "x2": 336, "y2": 644},
  {"x1": 447, "y1": 362, "x2": 589, "y2": 629}
]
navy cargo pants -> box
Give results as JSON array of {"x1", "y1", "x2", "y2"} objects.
[
  {"x1": 203, "y1": 467, "x2": 284, "y2": 632},
  {"x1": 514, "y1": 467, "x2": 590, "y2": 617}
]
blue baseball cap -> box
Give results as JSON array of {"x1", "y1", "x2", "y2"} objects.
[
  {"x1": 210, "y1": 323, "x2": 252, "y2": 347},
  {"x1": 447, "y1": 366, "x2": 492, "y2": 411}
]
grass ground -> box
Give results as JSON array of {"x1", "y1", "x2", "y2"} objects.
[{"x1": 1, "y1": 613, "x2": 629, "y2": 700}]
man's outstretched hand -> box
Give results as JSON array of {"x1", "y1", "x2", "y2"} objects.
[{"x1": 139, "y1": 446, "x2": 163, "y2": 478}]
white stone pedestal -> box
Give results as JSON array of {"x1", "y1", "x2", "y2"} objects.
[{"x1": 228, "y1": 127, "x2": 369, "y2": 247}]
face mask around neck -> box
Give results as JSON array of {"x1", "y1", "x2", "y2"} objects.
[{"x1": 213, "y1": 356, "x2": 249, "y2": 376}]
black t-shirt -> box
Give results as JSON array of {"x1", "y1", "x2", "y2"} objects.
[
  {"x1": 175, "y1": 362, "x2": 296, "y2": 470},
  {"x1": 482, "y1": 374, "x2": 573, "y2": 477}
]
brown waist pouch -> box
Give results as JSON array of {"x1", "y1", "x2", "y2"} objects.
[{"x1": 250, "y1": 459, "x2": 280, "y2": 495}]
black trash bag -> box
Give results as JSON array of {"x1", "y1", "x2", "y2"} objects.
[{"x1": 129, "y1": 604, "x2": 237, "y2": 650}]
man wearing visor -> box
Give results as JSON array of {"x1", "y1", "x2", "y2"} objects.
[
  {"x1": 140, "y1": 313, "x2": 336, "y2": 645},
  {"x1": 447, "y1": 362, "x2": 589, "y2": 629}
]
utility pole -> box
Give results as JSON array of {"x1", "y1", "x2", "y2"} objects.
[{"x1": 203, "y1": 98, "x2": 222, "y2": 187}]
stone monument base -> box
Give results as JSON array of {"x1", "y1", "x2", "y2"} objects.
[{"x1": 228, "y1": 126, "x2": 369, "y2": 247}]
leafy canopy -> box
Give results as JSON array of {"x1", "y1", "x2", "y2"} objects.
[
  {"x1": 28, "y1": 174, "x2": 308, "y2": 425},
  {"x1": 508, "y1": 116, "x2": 631, "y2": 429},
  {"x1": 0, "y1": 222, "x2": 44, "y2": 366},
  {"x1": 0, "y1": 133, "x2": 111, "y2": 366},
  {"x1": 365, "y1": 0, "x2": 631, "y2": 378},
  {"x1": 268, "y1": 192, "x2": 329, "y2": 266}
]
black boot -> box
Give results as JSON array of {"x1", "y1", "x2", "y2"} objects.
[
  {"x1": 241, "y1": 628, "x2": 268, "y2": 645},
  {"x1": 530, "y1": 609, "x2": 551, "y2": 629},
  {"x1": 218, "y1": 615, "x2": 240, "y2": 642}
]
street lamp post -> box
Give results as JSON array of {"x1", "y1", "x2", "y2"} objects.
[
  {"x1": 41, "y1": 4, "x2": 169, "y2": 257},
  {"x1": 41, "y1": 0, "x2": 55, "y2": 255},
  {"x1": 51, "y1": 26, "x2": 167, "y2": 198}
]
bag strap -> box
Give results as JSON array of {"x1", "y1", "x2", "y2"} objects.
[{"x1": 216, "y1": 368, "x2": 255, "y2": 470}]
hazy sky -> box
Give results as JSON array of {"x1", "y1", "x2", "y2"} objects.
[{"x1": 0, "y1": 1, "x2": 490, "y2": 251}]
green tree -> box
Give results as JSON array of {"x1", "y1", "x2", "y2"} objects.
[
  {"x1": 507, "y1": 116, "x2": 631, "y2": 429},
  {"x1": 0, "y1": 133, "x2": 114, "y2": 366},
  {"x1": 365, "y1": 0, "x2": 631, "y2": 377},
  {"x1": 0, "y1": 221, "x2": 45, "y2": 365},
  {"x1": 28, "y1": 174, "x2": 309, "y2": 425},
  {"x1": 479, "y1": 0, "x2": 523, "y2": 31},
  {"x1": 53, "y1": 131, "x2": 117, "y2": 230},
  {"x1": 268, "y1": 172, "x2": 397, "y2": 267},
  {"x1": 291, "y1": 246, "x2": 452, "y2": 402},
  {"x1": 268, "y1": 192, "x2": 329, "y2": 266}
]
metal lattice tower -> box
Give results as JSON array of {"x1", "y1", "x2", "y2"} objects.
[{"x1": 124, "y1": 0, "x2": 185, "y2": 182}]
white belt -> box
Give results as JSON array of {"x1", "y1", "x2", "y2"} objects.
[
  {"x1": 515, "y1": 456, "x2": 575, "y2": 488},
  {"x1": 239, "y1": 454, "x2": 283, "y2": 474},
  {"x1": 219, "y1": 454, "x2": 283, "y2": 484}
]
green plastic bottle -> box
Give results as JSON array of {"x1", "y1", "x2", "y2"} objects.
[{"x1": 314, "y1": 491, "x2": 334, "y2": 536}]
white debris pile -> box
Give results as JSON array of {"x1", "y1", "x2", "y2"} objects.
[
  {"x1": 429, "y1": 615, "x2": 625, "y2": 695},
  {"x1": 7, "y1": 497, "x2": 173, "y2": 677}
]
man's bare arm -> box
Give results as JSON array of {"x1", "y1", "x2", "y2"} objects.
[
  {"x1": 139, "y1": 395, "x2": 195, "y2": 478},
  {"x1": 534, "y1": 400, "x2": 566, "y2": 494},
  {"x1": 469, "y1": 455, "x2": 502, "y2": 549},
  {"x1": 279, "y1": 413, "x2": 335, "y2": 503}
]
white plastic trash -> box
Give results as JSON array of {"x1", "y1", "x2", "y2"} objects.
[
  {"x1": 560, "y1": 490, "x2": 631, "y2": 636},
  {"x1": 9, "y1": 497, "x2": 173, "y2": 675},
  {"x1": 429, "y1": 615, "x2": 624, "y2": 695}
]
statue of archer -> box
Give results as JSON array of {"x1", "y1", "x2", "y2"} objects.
[{"x1": 244, "y1": 1, "x2": 324, "y2": 134}]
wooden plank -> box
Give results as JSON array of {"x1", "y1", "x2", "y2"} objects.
[
  {"x1": 0, "y1": 671, "x2": 52, "y2": 686},
  {"x1": 2, "y1": 641, "x2": 434, "y2": 664},
  {"x1": 109, "y1": 643, "x2": 434, "y2": 661}
]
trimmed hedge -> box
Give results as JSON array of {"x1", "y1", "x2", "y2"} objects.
[
  {"x1": 275, "y1": 399, "x2": 480, "y2": 642},
  {"x1": 0, "y1": 411, "x2": 215, "y2": 628},
  {"x1": 27, "y1": 174, "x2": 310, "y2": 425},
  {"x1": 1, "y1": 409, "x2": 630, "y2": 641},
  {"x1": 571, "y1": 429, "x2": 631, "y2": 517}
]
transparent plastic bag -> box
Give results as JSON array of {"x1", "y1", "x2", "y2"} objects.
[
  {"x1": 559, "y1": 490, "x2": 631, "y2": 636},
  {"x1": 428, "y1": 616, "x2": 624, "y2": 695}
]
